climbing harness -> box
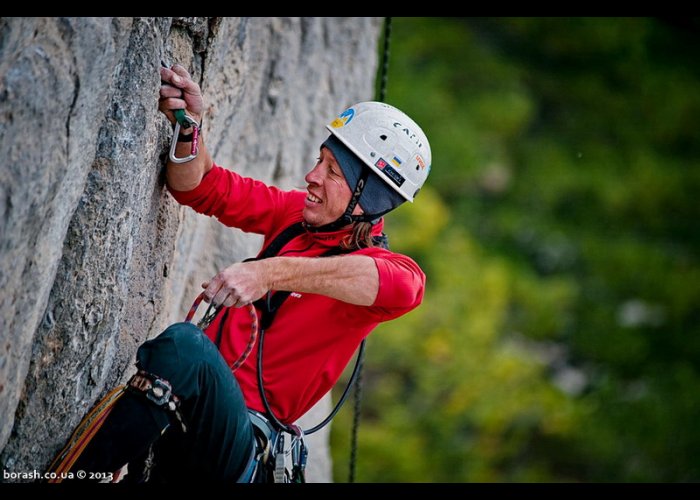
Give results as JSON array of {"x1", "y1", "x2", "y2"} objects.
[
  {"x1": 246, "y1": 409, "x2": 306, "y2": 483},
  {"x1": 224, "y1": 220, "x2": 384, "y2": 482}
]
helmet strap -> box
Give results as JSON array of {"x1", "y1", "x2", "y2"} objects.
[{"x1": 306, "y1": 169, "x2": 372, "y2": 233}]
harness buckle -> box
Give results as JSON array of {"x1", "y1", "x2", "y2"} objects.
[
  {"x1": 126, "y1": 370, "x2": 180, "y2": 412},
  {"x1": 147, "y1": 377, "x2": 173, "y2": 407}
]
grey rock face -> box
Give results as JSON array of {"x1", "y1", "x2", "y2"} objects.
[{"x1": 0, "y1": 17, "x2": 380, "y2": 482}]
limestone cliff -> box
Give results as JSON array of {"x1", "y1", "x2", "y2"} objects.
[{"x1": 0, "y1": 17, "x2": 380, "y2": 482}]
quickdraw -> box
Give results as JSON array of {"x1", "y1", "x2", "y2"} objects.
[
  {"x1": 161, "y1": 61, "x2": 200, "y2": 164},
  {"x1": 169, "y1": 108, "x2": 200, "y2": 164},
  {"x1": 248, "y1": 410, "x2": 307, "y2": 483}
]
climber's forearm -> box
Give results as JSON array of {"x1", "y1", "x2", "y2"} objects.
[
  {"x1": 202, "y1": 255, "x2": 380, "y2": 308},
  {"x1": 159, "y1": 63, "x2": 212, "y2": 191},
  {"x1": 165, "y1": 136, "x2": 214, "y2": 192},
  {"x1": 262, "y1": 255, "x2": 379, "y2": 306}
]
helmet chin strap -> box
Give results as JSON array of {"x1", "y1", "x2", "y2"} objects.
[{"x1": 305, "y1": 168, "x2": 389, "y2": 233}]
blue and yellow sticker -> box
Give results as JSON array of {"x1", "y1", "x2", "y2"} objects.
[
  {"x1": 390, "y1": 155, "x2": 403, "y2": 168},
  {"x1": 330, "y1": 108, "x2": 355, "y2": 128}
]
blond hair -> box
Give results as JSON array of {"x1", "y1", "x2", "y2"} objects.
[{"x1": 340, "y1": 222, "x2": 379, "y2": 250}]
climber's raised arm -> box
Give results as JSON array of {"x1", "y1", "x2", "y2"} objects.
[{"x1": 158, "y1": 64, "x2": 213, "y2": 191}]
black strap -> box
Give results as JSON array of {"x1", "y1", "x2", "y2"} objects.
[
  {"x1": 305, "y1": 169, "x2": 371, "y2": 233},
  {"x1": 212, "y1": 222, "x2": 305, "y2": 347},
  {"x1": 214, "y1": 224, "x2": 387, "y2": 342},
  {"x1": 232, "y1": 220, "x2": 387, "y2": 435},
  {"x1": 254, "y1": 244, "x2": 350, "y2": 330},
  {"x1": 258, "y1": 221, "x2": 307, "y2": 259},
  {"x1": 214, "y1": 308, "x2": 230, "y2": 348},
  {"x1": 255, "y1": 230, "x2": 389, "y2": 329}
]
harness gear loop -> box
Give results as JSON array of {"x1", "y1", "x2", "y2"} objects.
[
  {"x1": 169, "y1": 109, "x2": 200, "y2": 164},
  {"x1": 289, "y1": 425, "x2": 308, "y2": 483}
]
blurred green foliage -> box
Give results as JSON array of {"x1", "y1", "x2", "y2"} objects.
[{"x1": 331, "y1": 17, "x2": 700, "y2": 482}]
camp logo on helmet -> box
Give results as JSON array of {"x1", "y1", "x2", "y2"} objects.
[
  {"x1": 330, "y1": 108, "x2": 355, "y2": 128},
  {"x1": 325, "y1": 101, "x2": 431, "y2": 203},
  {"x1": 393, "y1": 121, "x2": 423, "y2": 149}
]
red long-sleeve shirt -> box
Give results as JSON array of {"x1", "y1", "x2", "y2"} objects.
[{"x1": 169, "y1": 164, "x2": 425, "y2": 424}]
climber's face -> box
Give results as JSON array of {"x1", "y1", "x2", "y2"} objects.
[{"x1": 302, "y1": 147, "x2": 360, "y2": 227}]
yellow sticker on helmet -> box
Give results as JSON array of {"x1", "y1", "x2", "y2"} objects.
[{"x1": 330, "y1": 108, "x2": 355, "y2": 128}]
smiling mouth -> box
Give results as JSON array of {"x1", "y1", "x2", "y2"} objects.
[{"x1": 307, "y1": 193, "x2": 322, "y2": 204}]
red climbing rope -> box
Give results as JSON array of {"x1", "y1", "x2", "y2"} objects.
[{"x1": 186, "y1": 292, "x2": 258, "y2": 373}]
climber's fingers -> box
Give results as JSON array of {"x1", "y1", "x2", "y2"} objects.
[{"x1": 158, "y1": 65, "x2": 204, "y2": 122}]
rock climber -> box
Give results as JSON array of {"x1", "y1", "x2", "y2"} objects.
[{"x1": 55, "y1": 62, "x2": 432, "y2": 483}]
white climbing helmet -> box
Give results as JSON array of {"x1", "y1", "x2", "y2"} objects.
[{"x1": 326, "y1": 101, "x2": 431, "y2": 202}]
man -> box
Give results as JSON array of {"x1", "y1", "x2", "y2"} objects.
[{"x1": 57, "y1": 63, "x2": 431, "y2": 483}]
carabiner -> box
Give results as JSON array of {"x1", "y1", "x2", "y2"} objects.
[
  {"x1": 169, "y1": 108, "x2": 200, "y2": 164},
  {"x1": 185, "y1": 292, "x2": 221, "y2": 329}
]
